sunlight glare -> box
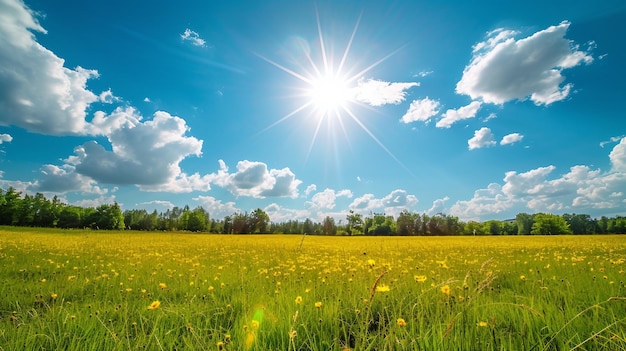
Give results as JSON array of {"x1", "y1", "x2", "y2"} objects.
[{"x1": 308, "y1": 71, "x2": 352, "y2": 113}]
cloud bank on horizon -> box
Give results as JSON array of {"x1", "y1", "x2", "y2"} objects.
[{"x1": 0, "y1": 0, "x2": 624, "y2": 223}]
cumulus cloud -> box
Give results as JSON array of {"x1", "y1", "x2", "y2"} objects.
[
  {"x1": 427, "y1": 196, "x2": 450, "y2": 216},
  {"x1": 456, "y1": 21, "x2": 593, "y2": 105},
  {"x1": 451, "y1": 140, "x2": 626, "y2": 220},
  {"x1": 181, "y1": 28, "x2": 206, "y2": 47},
  {"x1": 0, "y1": 133, "x2": 12, "y2": 144},
  {"x1": 34, "y1": 164, "x2": 107, "y2": 194},
  {"x1": 308, "y1": 188, "x2": 353, "y2": 210},
  {"x1": 436, "y1": 101, "x2": 482, "y2": 128},
  {"x1": 468, "y1": 127, "x2": 496, "y2": 150},
  {"x1": 351, "y1": 78, "x2": 418, "y2": 106},
  {"x1": 0, "y1": 0, "x2": 101, "y2": 135},
  {"x1": 500, "y1": 133, "x2": 524, "y2": 145},
  {"x1": 193, "y1": 195, "x2": 240, "y2": 220},
  {"x1": 609, "y1": 137, "x2": 626, "y2": 172},
  {"x1": 98, "y1": 89, "x2": 119, "y2": 104},
  {"x1": 304, "y1": 184, "x2": 317, "y2": 197},
  {"x1": 211, "y1": 160, "x2": 302, "y2": 198},
  {"x1": 349, "y1": 189, "x2": 417, "y2": 217},
  {"x1": 72, "y1": 110, "x2": 205, "y2": 191},
  {"x1": 400, "y1": 97, "x2": 440, "y2": 124}
]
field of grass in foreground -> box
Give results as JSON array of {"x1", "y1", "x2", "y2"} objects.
[{"x1": 0, "y1": 227, "x2": 625, "y2": 350}]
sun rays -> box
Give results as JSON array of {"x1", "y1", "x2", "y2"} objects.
[{"x1": 256, "y1": 7, "x2": 410, "y2": 170}]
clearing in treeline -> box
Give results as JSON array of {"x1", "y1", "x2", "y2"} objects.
[{"x1": 1, "y1": 227, "x2": 625, "y2": 350}]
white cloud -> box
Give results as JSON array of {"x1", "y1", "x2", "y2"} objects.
[
  {"x1": 264, "y1": 203, "x2": 315, "y2": 223},
  {"x1": 73, "y1": 110, "x2": 205, "y2": 191},
  {"x1": 609, "y1": 137, "x2": 626, "y2": 172},
  {"x1": 400, "y1": 97, "x2": 441, "y2": 124},
  {"x1": 193, "y1": 195, "x2": 240, "y2": 220},
  {"x1": 98, "y1": 89, "x2": 119, "y2": 104},
  {"x1": 211, "y1": 160, "x2": 302, "y2": 198},
  {"x1": 308, "y1": 188, "x2": 353, "y2": 210},
  {"x1": 436, "y1": 101, "x2": 482, "y2": 128},
  {"x1": 600, "y1": 135, "x2": 625, "y2": 148},
  {"x1": 0, "y1": 0, "x2": 100, "y2": 135},
  {"x1": 304, "y1": 184, "x2": 317, "y2": 197},
  {"x1": 456, "y1": 21, "x2": 593, "y2": 105},
  {"x1": 468, "y1": 127, "x2": 496, "y2": 150},
  {"x1": 143, "y1": 97, "x2": 151, "y2": 103},
  {"x1": 352, "y1": 78, "x2": 418, "y2": 106},
  {"x1": 181, "y1": 28, "x2": 206, "y2": 47},
  {"x1": 426, "y1": 196, "x2": 450, "y2": 216},
  {"x1": 451, "y1": 142, "x2": 626, "y2": 220},
  {"x1": 72, "y1": 195, "x2": 118, "y2": 209},
  {"x1": 483, "y1": 113, "x2": 497, "y2": 122},
  {"x1": 349, "y1": 189, "x2": 418, "y2": 217},
  {"x1": 34, "y1": 164, "x2": 107, "y2": 194},
  {"x1": 500, "y1": 133, "x2": 524, "y2": 145},
  {"x1": 0, "y1": 133, "x2": 12, "y2": 144}
]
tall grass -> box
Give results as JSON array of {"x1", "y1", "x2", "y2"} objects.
[{"x1": 0, "y1": 227, "x2": 625, "y2": 350}]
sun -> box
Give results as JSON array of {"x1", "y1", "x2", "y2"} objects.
[
  {"x1": 307, "y1": 71, "x2": 352, "y2": 114},
  {"x1": 256, "y1": 8, "x2": 408, "y2": 168}
]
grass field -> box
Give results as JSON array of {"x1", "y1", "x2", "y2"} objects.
[{"x1": 1, "y1": 227, "x2": 625, "y2": 350}]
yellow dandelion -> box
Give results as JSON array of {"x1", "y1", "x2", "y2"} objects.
[
  {"x1": 158, "y1": 283, "x2": 167, "y2": 289},
  {"x1": 315, "y1": 301, "x2": 323, "y2": 308},
  {"x1": 51, "y1": 293, "x2": 58, "y2": 300},
  {"x1": 367, "y1": 259, "x2": 376, "y2": 267},
  {"x1": 397, "y1": 318, "x2": 407, "y2": 327},
  {"x1": 217, "y1": 341, "x2": 224, "y2": 350},
  {"x1": 224, "y1": 334, "x2": 231, "y2": 342},
  {"x1": 520, "y1": 275, "x2": 526, "y2": 281},
  {"x1": 251, "y1": 320, "x2": 260, "y2": 329},
  {"x1": 208, "y1": 285, "x2": 215, "y2": 292},
  {"x1": 375, "y1": 284, "x2": 391, "y2": 293},
  {"x1": 147, "y1": 300, "x2": 161, "y2": 310},
  {"x1": 414, "y1": 275, "x2": 427, "y2": 283},
  {"x1": 295, "y1": 296, "x2": 303, "y2": 304},
  {"x1": 477, "y1": 321, "x2": 488, "y2": 327},
  {"x1": 440, "y1": 285, "x2": 451, "y2": 296}
]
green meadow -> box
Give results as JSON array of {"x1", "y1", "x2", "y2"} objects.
[{"x1": 1, "y1": 227, "x2": 625, "y2": 350}]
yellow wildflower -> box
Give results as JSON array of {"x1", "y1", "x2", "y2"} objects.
[
  {"x1": 251, "y1": 320, "x2": 260, "y2": 329},
  {"x1": 51, "y1": 293, "x2": 58, "y2": 300},
  {"x1": 158, "y1": 283, "x2": 167, "y2": 289},
  {"x1": 367, "y1": 259, "x2": 376, "y2": 267},
  {"x1": 289, "y1": 329, "x2": 297, "y2": 339},
  {"x1": 414, "y1": 275, "x2": 427, "y2": 283},
  {"x1": 440, "y1": 285, "x2": 451, "y2": 296},
  {"x1": 477, "y1": 321, "x2": 488, "y2": 327},
  {"x1": 147, "y1": 300, "x2": 161, "y2": 310},
  {"x1": 397, "y1": 318, "x2": 407, "y2": 327},
  {"x1": 295, "y1": 296, "x2": 302, "y2": 304},
  {"x1": 376, "y1": 284, "x2": 390, "y2": 293},
  {"x1": 315, "y1": 301, "x2": 323, "y2": 308},
  {"x1": 217, "y1": 341, "x2": 224, "y2": 350}
]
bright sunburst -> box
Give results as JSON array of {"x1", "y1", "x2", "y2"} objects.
[
  {"x1": 308, "y1": 71, "x2": 351, "y2": 113},
  {"x1": 257, "y1": 8, "x2": 408, "y2": 168}
]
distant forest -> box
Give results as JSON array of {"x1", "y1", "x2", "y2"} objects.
[{"x1": 1, "y1": 187, "x2": 625, "y2": 235}]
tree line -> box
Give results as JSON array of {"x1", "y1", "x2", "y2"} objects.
[{"x1": 1, "y1": 187, "x2": 625, "y2": 235}]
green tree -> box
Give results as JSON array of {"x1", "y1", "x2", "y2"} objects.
[
  {"x1": 346, "y1": 210, "x2": 363, "y2": 235},
  {"x1": 249, "y1": 208, "x2": 270, "y2": 233},
  {"x1": 515, "y1": 213, "x2": 533, "y2": 235},
  {"x1": 531, "y1": 213, "x2": 572, "y2": 235},
  {"x1": 396, "y1": 210, "x2": 417, "y2": 236},
  {"x1": 322, "y1": 216, "x2": 337, "y2": 235},
  {"x1": 188, "y1": 206, "x2": 209, "y2": 232}
]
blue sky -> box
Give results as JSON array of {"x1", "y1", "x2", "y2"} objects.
[{"x1": 1, "y1": 0, "x2": 625, "y2": 223}]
